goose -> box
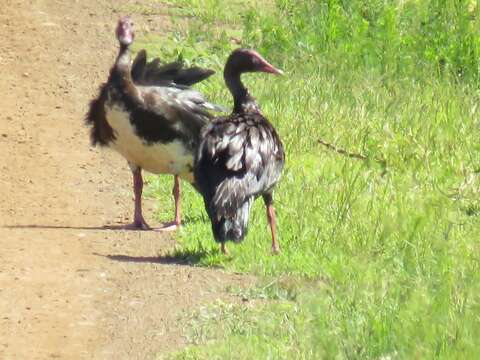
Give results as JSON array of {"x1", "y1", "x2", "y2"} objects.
[
  {"x1": 86, "y1": 17, "x2": 222, "y2": 230},
  {"x1": 194, "y1": 49, "x2": 285, "y2": 254}
]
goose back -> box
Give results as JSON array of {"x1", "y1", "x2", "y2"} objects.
[{"x1": 195, "y1": 112, "x2": 284, "y2": 241}]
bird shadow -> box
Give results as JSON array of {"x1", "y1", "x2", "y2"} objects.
[
  {"x1": 3, "y1": 224, "x2": 141, "y2": 231},
  {"x1": 2, "y1": 213, "x2": 204, "y2": 232},
  {"x1": 2, "y1": 222, "x2": 196, "y2": 231},
  {"x1": 95, "y1": 247, "x2": 215, "y2": 267}
]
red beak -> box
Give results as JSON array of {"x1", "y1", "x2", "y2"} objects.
[
  {"x1": 248, "y1": 49, "x2": 284, "y2": 75},
  {"x1": 261, "y1": 63, "x2": 284, "y2": 75}
]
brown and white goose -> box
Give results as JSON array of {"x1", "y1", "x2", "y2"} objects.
[
  {"x1": 86, "y1": 17, "x2": 222, "y2": 230},
  {"x1": 194, "y1": 49, "x2": 285, "y2": 254}
]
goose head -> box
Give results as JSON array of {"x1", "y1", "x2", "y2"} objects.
[
  {"x1": 224, "y1": 49, "x2": 283, "y2": 76},
  {"x1": 116, "y1": 16, "x2": 134, "y2": 46}
]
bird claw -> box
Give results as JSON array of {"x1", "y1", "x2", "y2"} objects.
[
  {"x1": 112, "y1": 220, "x2": 152, "y2": 231},
  {"x1": 271, "y1": 245, "x2": 280, "y2": 255},
  {"x1": 152, "y1": 221, "x2": 180, "y2": 232},
  {"x1": 220, "y1": 243, "x2": 229, "y2": 255}
]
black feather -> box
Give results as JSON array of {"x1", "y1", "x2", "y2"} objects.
[
  {"x1": 130, "y1": 50, "x2": 215, "y2": 87},
  {"x1": 85, "y1": 83, "x2": 114, "y2": 146},
  {"x1": 195, "y1": 113, "x2": 284, "y2": 243}
]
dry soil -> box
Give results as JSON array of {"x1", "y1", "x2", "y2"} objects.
[{"x1": 0, "y1": 1, "x2": 251, "y2": 359}]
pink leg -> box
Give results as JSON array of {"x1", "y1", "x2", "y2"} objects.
[
  {"x1": 124, "y1": 167, "x2": 151, "y2": 230},
  {"x1": 156, "y1": 175, "x2": 181, "y2": 232},
  {"x1": 264, "y1": 194, "x2": 280, "y2": 254},
  {"x1": 173, "y1": 175, "x2": 181, "y2": 226}
]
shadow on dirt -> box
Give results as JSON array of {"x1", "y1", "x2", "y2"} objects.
[
  {"x1": 95, "y1": 248, "x2": 214, "y2": 266},
  {"x1": 3, "y1": 224, "x2": 186, "y2": 231}
]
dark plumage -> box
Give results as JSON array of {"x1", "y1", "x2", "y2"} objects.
[
  {"x1": 86, "y1": 17, "x2": 222, "y2": 231},
  {"x1": 194, "y1": 49, "x2": 285, "y2": 254},
  {"x1": 131, "y1": 49, "x2": 214, "y2": 87}
]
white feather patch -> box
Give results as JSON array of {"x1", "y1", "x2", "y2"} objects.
[{"x1": 105, "y1": 105, "x2": 194, "y2": 182}]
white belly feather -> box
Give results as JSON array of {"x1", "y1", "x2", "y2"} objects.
[{"x1": 105, "y1": 105, "x2": 194, "y2": 182}]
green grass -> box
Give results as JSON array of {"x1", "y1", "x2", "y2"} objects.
[{"x1": 126, "y1": 0, "x2": 480, "y2": 358}]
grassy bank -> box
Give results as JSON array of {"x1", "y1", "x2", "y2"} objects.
[{"x1": 129, "y1": 0, "x2": 480, "y2": 358}]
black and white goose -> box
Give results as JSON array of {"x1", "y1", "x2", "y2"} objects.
[
  {"x1": 194, "y1": 49, "x2": 285, "y2": 254},
  {"x1": 86, "y1": 17, "x2": 222, "y2": 231}
]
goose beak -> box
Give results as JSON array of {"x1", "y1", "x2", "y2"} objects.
[
  {"x1": 248, "y1": 49, "x2": 284, "y2": 75},
  {"x1": 261, "y1": 63, "x2": 284, "y2": 76}
]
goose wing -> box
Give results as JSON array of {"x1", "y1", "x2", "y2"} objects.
[
  {"x1": 137, "y1": 85, "x2": 224, "y2": 138},
  {"x1": 131, "y1": 50, "x2": 215, "y2": 87}
]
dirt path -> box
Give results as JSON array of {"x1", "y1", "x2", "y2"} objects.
[{"x1": 0, "y1": 1, "x2": 250, "y2": 359}]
